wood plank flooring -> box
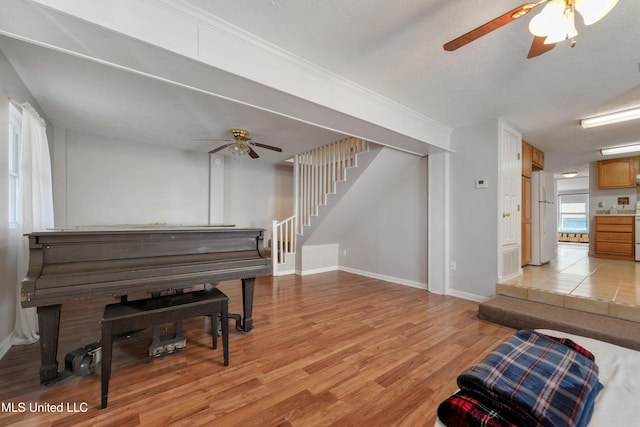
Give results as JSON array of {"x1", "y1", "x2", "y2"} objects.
[{"x1": 0, "y1": 272, "x2": 514, "y2": 426}]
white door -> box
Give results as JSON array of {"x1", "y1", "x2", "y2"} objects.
[
  {"x1": 499, "y1": 121, "x2": 522, "y2": 279},
  {"x1": 501, "y1": 125, "x2": 521, "y2": 246}
]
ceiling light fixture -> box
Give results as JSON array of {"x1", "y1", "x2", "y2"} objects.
[
  {"x1": 600, "y1": 144, "x2": 640, "y2": 156},
  {"x1": 580, "y1": 107, "x2": 640, "y2": 129},
  {"x1": 562, "y1": 172, "x2": 578, "y2": 178},
  {"x1": 529, "y1": 0, "x2": 618, "y2": 45}
]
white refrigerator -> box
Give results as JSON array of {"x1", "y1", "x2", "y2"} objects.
[{"x1": 530, "y1": 171, "x2": 557, "y2": 265}]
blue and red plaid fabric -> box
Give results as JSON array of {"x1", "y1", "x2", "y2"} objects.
[
  {"x1": 542, "y1": 334, "x2": 595, "y2": 361},
  {"x1": 437, "y1": 391, "x2": 518, "y2": 427},
  {"x1": 438, "y1": 329, "x2": 603, "y2": 427}
]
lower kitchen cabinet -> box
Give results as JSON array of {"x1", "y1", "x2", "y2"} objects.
[{"x1": 594, "y1": 216, "x2": 634, "y2": 260}]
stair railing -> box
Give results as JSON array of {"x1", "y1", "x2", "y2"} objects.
[
  {"x1": 271, "y1": 215, "x2": 296, "y2": 275},
  {"x1": 295, "y1": 137, "x2": 368, "y2": 234},
  {"x1": 272, "y1": 136, "x2": 369, "y2": 275}
]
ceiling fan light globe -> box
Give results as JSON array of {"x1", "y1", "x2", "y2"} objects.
[
  {"x1": 543, "y1": 11, "x2": 578, "y2": 44},
  {"x1": 575, "y1": 0, "x2": 618, "y2": 25},
  {"x1": 528, "y1": 0, "x2": 567, "y2": 37}
]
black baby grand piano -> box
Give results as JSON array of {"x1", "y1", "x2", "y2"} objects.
[{"x1": 21, "y1": 226, "x2": 271, "y2": 384}]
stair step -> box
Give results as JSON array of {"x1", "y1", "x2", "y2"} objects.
[{"x1": 479, "y1": 295, "x2": 640, "y2": 351}]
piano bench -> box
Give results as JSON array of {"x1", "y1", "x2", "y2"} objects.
[{"x1": 100, "y1": 288, "x2": 229, "y2": 409}]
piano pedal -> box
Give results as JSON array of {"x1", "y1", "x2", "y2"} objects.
[
  {"x1": 149, "y1": 336, "x2": 187, "y2": 357},
  {"x1": 215, "y1": 313, "x2": 222, "y2": 336}
]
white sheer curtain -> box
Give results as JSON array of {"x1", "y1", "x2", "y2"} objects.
[{"x1": 12, "y1": 102, "x2": 54, "y2": 345}]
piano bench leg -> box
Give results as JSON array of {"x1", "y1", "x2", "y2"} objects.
[
  {"x1": 222, "y1": 301, "x2": 229, "y2": 367},
  {"x1": 212, "y1": 313, "x2": 218, "y2": 350},
  {"x1": 209, "y1": 304, "x2": 228, "y2": 361}
]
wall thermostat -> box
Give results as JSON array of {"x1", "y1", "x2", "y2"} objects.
[{"x1": 475, "y1": 179, "x2": 488, "y2": 189}]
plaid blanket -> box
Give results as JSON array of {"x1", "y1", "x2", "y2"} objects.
[{"x1": 438, "y1": 329, "x2": 603, "y2": 427}]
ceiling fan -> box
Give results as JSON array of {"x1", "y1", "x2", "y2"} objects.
[
  {"x1": 443, "y1": 0, "x2": 618, "y2": 59},
  {"x1": 202, "y1": 128, "x2": 282, "y2": 159}
]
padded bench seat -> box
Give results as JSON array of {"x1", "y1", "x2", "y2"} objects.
[{"x1": 101, "y1": 288, "x2": 229, "y2": 408}]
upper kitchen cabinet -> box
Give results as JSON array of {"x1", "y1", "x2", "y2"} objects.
[
  {"x1": 522, "y1": 140, "x2": 543, "y2": 175},
  {"x1": 597, "y1": 157, "x2": 638, "y2": 189},
  {"x1": 532, "y1": 146, "x2": 544, "y2": 170},
  {"x1": 522, "y1": 141, "x2": 533, "y2": 177}
]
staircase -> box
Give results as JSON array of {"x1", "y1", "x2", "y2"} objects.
[{"x1": 272, "y1": 137, "x2": 371, "y2": 275}]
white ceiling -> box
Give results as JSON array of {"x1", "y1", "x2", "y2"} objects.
[{"x1": 2, "y1": 0, "x2": 639, "y2": 174}]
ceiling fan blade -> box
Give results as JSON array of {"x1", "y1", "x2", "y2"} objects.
[
  {"x1": 250, "y1": 142, "x2": 283, "y2": 152},
  {"x1": 208, "y1": 143, "x2": 232, "y2": 154},
  {"x1": 527, "y1": 36, "x2": 556, "y2": 58},
  {"x1": 195, "y1": 138, "x2": 232, "y2": 142},
  {"x1": 248, "y1": 147, "x2": 260, "y2": 159},
  {"x1": 443, "y1": 2, "x2": 541, "y2": 51}
]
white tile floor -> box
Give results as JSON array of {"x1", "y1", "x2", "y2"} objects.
[{"x1": 498, "y1": 243, "x2": 640, "y2": 322}]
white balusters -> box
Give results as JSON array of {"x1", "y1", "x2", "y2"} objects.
[
  {"x1": 272, "y1": 215, "x2": 296, "y2": 275},
  {"x1": 293, "y1": 137, "x2": 368, "y2": 235},
  {"x1": 272, "y1": 137, "x2": 369, "y2": 274}
]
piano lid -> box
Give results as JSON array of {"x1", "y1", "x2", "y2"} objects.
[
  {"x1": 21, "y1": 226, "x2": 271, "y2": 307},
  {"x1": 46, "y1": 223, "x2": 236, "y2": 232}
]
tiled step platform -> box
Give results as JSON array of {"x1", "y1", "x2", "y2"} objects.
[{"x1": 496, "y1": 282, "x2": 640, "y2": 323}]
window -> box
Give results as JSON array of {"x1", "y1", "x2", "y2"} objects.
[
  {"x1": 8, "y1": 103, "x2": 21, "y2": 228},
  {"x1": 558, "y1": 194, "x2": 588, "y2": 233}
]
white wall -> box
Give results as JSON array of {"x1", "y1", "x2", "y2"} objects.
[
  {"x1": 224, "y1": 160, "x2": 294, "y2": 235},
  {"x1": 0, "y1": 49, "x2": 51, "y2": 355},
  {"x1": 449, "y1": 119, "x2": 500, "y2": 299},
  {"x1": 54, "y1": 131, "x2": 209, "y2": 226},
  {"x1": 53, "y1": 129, "x2": 293, "y2": 238},
  {"x1": 300, "y1": 244, "x2": 339, "y2": 275},
  {"x1": 304, "y1": 147, "x2": 428, "y2": 288}
]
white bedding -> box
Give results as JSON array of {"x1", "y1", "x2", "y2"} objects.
[{"x1": 435, "y1": 329, "x2": 640, "y2": 426}]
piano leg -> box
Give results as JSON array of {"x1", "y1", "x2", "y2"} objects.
[
  {"x1": 241, "y1": 277, "x2": 255, "y2": 332},
  {"x1": 37, "y1": 305, "x2": 61, "y2": 384}
]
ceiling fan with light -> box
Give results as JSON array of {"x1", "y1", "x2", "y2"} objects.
[
  {"x1": 443, "y1": 0, "x2": 618, "y2": 59},
  {"x1": 201, "y1": 128, "x2": 283, "y2": 159}
]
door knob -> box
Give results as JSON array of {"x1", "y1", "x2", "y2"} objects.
[{"x1": 502, "y1": 212, "x2": 511, "y2": 218}]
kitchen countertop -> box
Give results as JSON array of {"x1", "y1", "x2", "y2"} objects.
[{"x1": 594, "y1": 209, "x2": 636, "y2": 217}]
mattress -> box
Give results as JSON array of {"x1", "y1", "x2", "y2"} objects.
[{"x1": 435, "y1": 329, "x2": 640, "y2": 426}]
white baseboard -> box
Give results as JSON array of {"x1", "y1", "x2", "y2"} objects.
[
  {"x1": 339, "y1": 266, "x2": 428, "y2": 290},
  {"x1": 282, "y1": 263, "x2": 486, "y2": 302},
  {"x1": 0, "y1": 333, "x2": 14, "y2": 360},
  {"x1": 273, "y1": 268, "x2": 296, "y2": 276},
  {"x1": 296, "y1": 265, "x2": 338, "y2": 276},
  {"x1": 446, "y1": 288, "x2": 488, "y2": 303}
]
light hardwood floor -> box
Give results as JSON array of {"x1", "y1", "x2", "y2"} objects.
[
  {"x1": 0, "y1": 272, "x2": 514, "y2": 426},
  {"x1": 499, "y1": 243, "x2": 640, "y2": 321}
]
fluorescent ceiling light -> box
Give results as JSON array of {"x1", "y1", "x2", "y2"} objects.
[
  {"x1": 562, "y1": 172, "x2": 578, "y2": 178},
  {"x1": 580, "y1": 107, "x2": 640, "y2": 128},
  {"x1": 600, "y1": 144, "x2": 640, "y2": 156}
]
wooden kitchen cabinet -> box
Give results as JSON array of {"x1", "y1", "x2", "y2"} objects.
[
  {"x1": 521, "y1": 141, "x2": 541, "y2": 266},
  {"x1": 532, "y1": 147, "x2": 544, "y2": 170},
  {"x1": 597, "y1": 157, "x2": 637, "y2": 189},
  {"x1": 522, "y1": 141, "x2": 533, "y2": 178},
  {"x1": 594, "y1": 216, "x2": 634, "y2": 260}
]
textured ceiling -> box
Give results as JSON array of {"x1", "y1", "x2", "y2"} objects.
[
  {"x1": 183, "y1": 0, "x2": 640, "y2": 176},
  {"x1": 2, "y1": 0, "x2": 639, "y2": 176}
]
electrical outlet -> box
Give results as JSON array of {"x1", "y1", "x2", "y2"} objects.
[
  {"x1": 450, "y1": 261, "x2": 456, "y2": 270},
  {"x1": 343, "y1": 249, "x2": 347, "y2": 256}
]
